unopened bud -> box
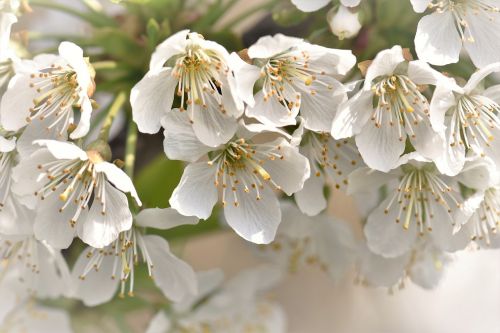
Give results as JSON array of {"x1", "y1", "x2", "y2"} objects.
[{"x1": 327, "y1": 6, "x2": 362, "y2": 40}]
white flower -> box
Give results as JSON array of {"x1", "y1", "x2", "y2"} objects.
[
  {"x1": 430, "y1": 63, "x2": 500, "y2": 176},
  {"x1": 232, "y1": 34, "x2": 355, "y2": 132},
  {"x1": 147, "y1": 266, "x2": 286, "y2": 333},
  {"x1": 131, "y1": 30, "x2": 243, "y2": 147},
  {"x1": 11, "y1": 139, "x2": 141, "y2": 249},
  {"x1": 293, "y1": 123, "x2": 362, "y2": 216},
  {"x1": 351, "y1": 153, "x2": 470, "y2": 258},
  {"x1": 0, "y1": 0, "x2": 20, "y2": 15},
  {"x1": 358, "y1": 240, "x2": 452, "y2": 290},
  {"x1": 291, "y1": 0, "x2": 361, "y2": 12},
  {"x1": 0, "y1": 235, "x2": 72, "y2": 299},
  {"x1": 327, "y1": 5, "x2": 362, "y2": 40},
  {"x1": 412, "y1": 0, "x2": 500, "y2": 68},
  {"x1": 454, "y1": 157, "x2": 500, "y2": 247},
  {"x1": 0, "y1": 41, "x2": 95, "y2": 139},
  {"x1": 72, "y1": 208, "x2": 198, "y2": 306},
  {"x1": 257, "y1": 202, "x2": 357, "y2": 281},
  {"x1": 166, "y1": 111, "x2": 310, "y2": 244},
  {"x1": 331, "y1": 45, "x2": 447, "y2": 172}
]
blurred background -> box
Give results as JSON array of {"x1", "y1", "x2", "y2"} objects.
[{"x1": 11, "y1": 0, "x2": 500, "y2": 332}]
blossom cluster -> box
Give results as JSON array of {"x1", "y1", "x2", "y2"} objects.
[{"x1": 1, "y1": 0, "x2": 500, "y2": 331}]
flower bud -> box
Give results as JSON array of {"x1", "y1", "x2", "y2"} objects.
[{"x1": 327, "y1": 5, "x2": 362, "y2": 40}]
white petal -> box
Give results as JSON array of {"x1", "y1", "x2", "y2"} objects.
[
  {"x1": 191, "y1": 98, "x2": 238, "y2": 147},
  {"x1": 458, "y1": 157, "x2": 498, "y2": 190},
  {"x1": 69, "y1": 96, "x2": 92, "y2": 139},
  {"x1": 434, "y1": 121, "x2": 466, "y2": 176},
  {"x1": 463, "y1": 62, "x2": 500, "y2": 94},
  {"x1": 247, "y1": 34, "x2": 303, "y2": 59},
  {"x1": 364, "y1": 197, "x2": 418, "y2": 258},
  {"x1": 169, "y1": 162, "x2": 218, "y2": 220},
  {"x1": 58, "y1": 41, "x2": 90, "y2": 91},
  {"x1": 328, "y1": 5, "x2": 362, "y2": 40},
  {"x1": 223, "y1": 185, "x2": 281, "y2": 244},
  {"x1": 143, "y1": 235, "x2": 198, "y2": 302},
  {"x1": 161, "y1": 109, "x2": 212, "y2": 162},
  {"x1": 0, "y1": 136, "x2": 15, "y2": 152},
  {"x1": 483, "y1": 84, "x2": 500, "y2": 104},
  {"x1": 429, "y1": 81, "x2": 459, "y2": 133},
  {"x1": 407, "y1": 60, "x2": 448, "y2": 86},
  {"x1": 78, "y1": 182, "x2": 132, "y2": 248},
  {"x1": 408, "y1": 115, "x2": 445, "y2": 160},
  {"x1": 228, "y1": 52, "x2": 260, "y2": 107},
  {"x1": 35, "y1": 139, "x2": 88, "y2": 161},
  {"x1": 331, "y1": 90, "x2": 372, "y2": 139},
  {"x1": 355, "y1": 117, "x2": 405, "y2": 172},
  {"x1": 0, "y1": 13, "x2": 16, "y2": 59},
  {"x1": 359, "y1": 244, "x2": 410, "y2": 287},
  {"x1": 71, "y1": 246, "x2": 119, "y2": 306},
  {"x1": 149, "y1": 29, "x2": 189, "y2": 71},
  {"x1": 410, "y1": 0, "x2": 432, "y2": 13},
  {"x1": 291, "y1": 0, "x2": 330, "y2": 12},
  {"x1": 95, "y1": 161, "x2": 141, "y2": 205},
  {"x1": 415, "y1": 12, "x2": 462, "y2": 66},
  {"x1": 365, "y1": 45, "x2": 404, "y2": 86},
  {"x1": 294, "y1": 173, "x2": 327, "y2": 216},
  {"x1": 246, "y1": 91, "x2": 299, "y2": 128},
  {"x1": 305, "y1": 45, "x2": 356, "y2": 76},
  {"x1": 33, "y1": 190, "x2": 77, "y2": 249},
  {"x1": 130, "y1": 67, "x2": 177, "y2": 134},
  {"x1": 135, "y1": 207, "x2": 199, "y2": 230},
  {"x1": 262, "y1": 138, "x2": 310, "y2": 195},
  {"x1": 347, "y1": 167, "x2": 397, "y2": 195},
  {"x1": 463, "y1": 12, "x2": 500, "y2": 68},
  {"x1": 146, "y1": 311, "x2": 171, "y2": 333},
  {"x1": 298, "y1": 77, "x2": 347, "y2": 132},
  {"x1": 453, "y1": 191, "x2": 484, "y2": 226},
  {"x1": 409, "y1": 247, "x2": 451, "y2": 289},
  {"x1": 17, "y1": 305, "x2": 73, "y2": 333},
  {"x1": 15, "y1": 118, "x2": 62, "y2": 159},
  {"x1": 428, "y1": 202, "x2": 470, "y2": 252},
  {"x1": 0, "y1": 74, "x2": 37, "y2": 131}
]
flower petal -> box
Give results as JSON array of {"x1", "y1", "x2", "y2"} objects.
[
  {"x1": 331, "y1": 90, "x2": 372, "y2": 139},
  {"x1": 246, "y1": 91, "x2": 299, "y2": 128},
  {"x1": 95, "y1": 161, "x2": 141, "y2": 205},
  {"x1": 364, "y1": 45, "x2": 404, "y2": 86},
  {"x1": 78, "y1": 182, "x2": 133, "y2": 248},
  {"x1": 291, "y1": 0, "x2": 330, "y2": 12},
  {"x1": 294, "y1": 173, "x2": 327, "y2": 216},
  {"x1": 228, "y1": 52, "x2": 260, "y2": 107},
  {"x1": 0, "y1": 74, "x2": 37, "y2": 131},
  {"x1": 364, "y1": 197, "x2": 418, "y2": 258},
  {"x1": 135, "y1": 207, "x2": 199, "y2": 230},
  {"x1": 35, "y1": 139, "x2": 87, "y2": 161},
  {"x1": 223, "y1": 185, "x2": 281, "y2": 244},
  {"x1": 142, "y1": 234, "x2": 198, "y2": 302},
  {"x1": 410, "y1": 0, "x2": 432, "y2": 13},
  {"x1": 130, "y1": 67, "x2": 177, "y2": 134},
  {"x1": 247, "y1": 34, "x2": 303, "y2": 59},
  {"x1": 415, "y1": 12, "x2": 462, "y2": 66},
  {"x1": 355, "y1": 117, "x2": 405, "y2": 172},
  {"x1": 463, "y1": 11, "x2": 500, "y2": 68},
  {"x1": 146, "y1": 311, "x2": 171, "y2": 333},
  {"x1": 161, "y1": 109, "x2": 212, "y2": 162},
  {"x1": 149, "y1": 29, "x2": 189, "y2": 71},
  {"x1": 169, "y1": 162, "x2": 218, "y2": 220}
]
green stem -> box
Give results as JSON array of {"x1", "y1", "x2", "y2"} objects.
[
  {"x1": 91, "y1": 61, "x2": 118, "y2": 71},
  {"x1": 98, "y1": 91, "x2": 127, "y2": 141},
  {"x1": 124, "y1": 120, "x2": 138, "y2": 178},
  {"x1": 219, "y1": 0, "x2": 279, "y2": 31},
  {"x1": 30, "y1": 0, "x2": 116, "y2": 27}
]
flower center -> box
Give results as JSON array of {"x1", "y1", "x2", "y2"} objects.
[
  {"x1": 172, "y1": 36, "x2": 228, "y2": 119},
  {"x1": 35, "y1": 157, "x2": 104, "y2": 227},
  {"x1": 384, "y1": 167, "x2": 460, "y2": 233},
  {"x1": 371, "y1": 75, "x2": 429, "y2": 141},
  {"x1": 79, "y1": 229, "x2": 152, "y2": 298},
  {"x1": 259, "y1": 50, "x2": 332, "y2": 115},
  {"x1": 208, "y1": 138, "x2": 283, "y2": 206},
  {"x1": 27, "y1": 64, "x2": 84, "y2": 136},
  {"x1": 449, "y1": 94, "x2": 500, "y2": 150}
]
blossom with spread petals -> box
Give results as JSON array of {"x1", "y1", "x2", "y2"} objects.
[
  {"x1": 257, "y1": 202, "x2": 357, "y2": 281},
  {"x1": 165, "y1": 110, "x2": 310, "y2": 244},
  {"x1": 231, "y1": 34, "x2": 355, "y2": 131},
  {"x1": 332, "y1": 45, "x2": 447, "y2": 172},
  {"x1": 11, "y1": 140, "x2": 141, "y2": 249},
  {"x1": 131, "y1": 30, "x2": 243, "y2": 147},
  {"x1": 72, "y1": 208, "x2": 198, "y2": 306},
  {"x1": 430, "y1": 63, "x2": 500, "y2": 175},
  {"x1": 412, "y1": 0, "x2": 500, "y2": 68},
  {"x1": 0, "y1": 41, "x2": 95, "y2": 140},
  {"x1": 350, "y1": 153, "x2": 469, "y2": 258}
]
